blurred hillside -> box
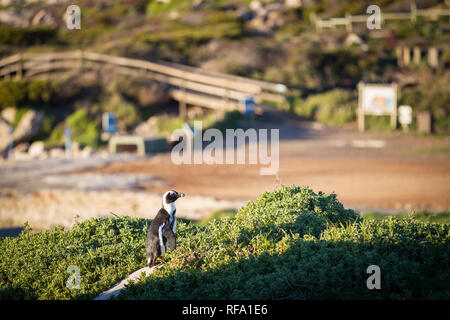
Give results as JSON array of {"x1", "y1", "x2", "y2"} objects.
[{"x1": 0, "y1": 0, "x2": 449, "y2": 152}]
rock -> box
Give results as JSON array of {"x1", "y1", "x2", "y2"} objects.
[
  {"x1": 38, "y1": 150, "x2": 49, "y2": 160},
  {"x1": 1, "y1": 107, "x2": 16, "y2": 124},
  {"x1": 80, "y1": 146, "x2": 94, "y2": 159},
  {"x1": 168, "y1": 11, "x2": 179, "y2": 20},
  {"x1": 14, "y1": 142, "x2": 29, "y2": 153},
  {"x1": 187, "y1": 106, "x2": 205, "y2": 119},
  {"x1": 266, "y1": 10, "x2": 284, "y2": 30},
  {"x1": 250, "y1": 1, "x2": 262, "y2": 12},
  {"x1": 344, "y1": 33, "x2": 362, "y2": 46},
  {"x1": 13, "y1": 151, "x2": 30, "y2": 161},
  {"x1": 28, "y1": 141, "x2": 45, "y2": 158},
  {"x1": 134, "y1": 122, "x2": 152, "y2": 136},
  {"x1": 31, "y1": 9, "x2": 56, "y2": 26},
  {"x1": 72, "y1": 141, "x2": 80, "y2": 158},
  {"x1": 13, "y1": 110, "x2": 44, "y2": 145},
  {"x1": 49, "y1": 148, "x2": 65, "y2": 159},
  {"x1": 0, "y1": 117, "x2": 13, "y2": 152},
  {"x1": 0, "y1": 7, "x2": 34, "y2": 27},
  {"x1": 285, "y1": 0, "x2": 302, "y2": 9}
]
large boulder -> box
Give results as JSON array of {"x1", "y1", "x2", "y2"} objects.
[
  {"x1": 28, "y1": 140, "x2": 45, "y2": 159},
  {"x1": 0, "y1": 117, "x2": 13, "y2": 153},
  {"x1": 13, "y1": 110, "x2": 44, "y2": 145},
  {"x1": 1, "y1": 107, "x2": 16, "y2": 124}
]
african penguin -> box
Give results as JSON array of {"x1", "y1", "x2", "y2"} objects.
[{"x1": 146, "y1": 190, "x2": 185, "y2": 267}]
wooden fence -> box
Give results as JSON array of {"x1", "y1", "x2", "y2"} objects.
[
  {"x1": 0, "y1": 50, "x2": 287, "y2": 113},
  {"x1": 311, "y1": 2, "x2": 450, "y2": 32}
]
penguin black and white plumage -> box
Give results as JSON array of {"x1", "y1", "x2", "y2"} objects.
[{"x1": 146, "y1": 190, "x2": 185, "y2": 267}]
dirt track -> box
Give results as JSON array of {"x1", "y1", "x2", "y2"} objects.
[
  {"x1": 1, "y1": 118, "x2": 449, "y2": 232},
  {"x1": 83, "y1": 121, "x2": 450, "y2": 213}
]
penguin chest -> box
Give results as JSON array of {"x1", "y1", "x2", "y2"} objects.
[
  {"x1": 169, "y1": 213, "x2": 177, "y2": 233},
  {"x1": 158, "y1": 223, "x2": 167, "y2": 255}
]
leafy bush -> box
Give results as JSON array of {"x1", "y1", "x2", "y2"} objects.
[
  {"x1": 1, "y1": 186, "x2": 448, "y2": 300},
  {"x1": 99, "y1": 93, "x2": 141, "y2": 132},
  {"x1": 117, "y1": 186, "x2": 448, "y2": 300},
  {"x1": 66, "y1": 109, "x2": 100, "y2": 148},
  {"x1": 292, "y1": 89, "x2": 356, "y2": 125},
  {"x1": 0, "y1": 26, "x2": 57, "y2": 46},
  {"x1": 0, "y1": 81, "x2": 59, "y2": 109},
  {"x1": 362, "y1": 211, "x2": 450, "y2": 224},
  {"x1": 0, "y1": 216, "x2": 148, "y2": 299}
]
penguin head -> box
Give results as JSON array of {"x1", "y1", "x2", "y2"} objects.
[{"x1": 163, "y1": 190, "x2": 185, "y2": 204}]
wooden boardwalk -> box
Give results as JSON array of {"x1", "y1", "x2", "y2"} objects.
[{"x1": 0, "y1": 51, "x2": 287, "y2": 113}]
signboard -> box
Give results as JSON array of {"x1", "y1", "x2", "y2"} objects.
[
  {"x1": 398, "y1": 105, "x2": 412, "y2": 131},
  {"x1": 242, "y1": 96, "x2": 255, "y2": 115},
  {"x1": 358, "y1": 82, "x2": 397, "y2": 132},
  {"x1": 102, "y1": 112, "x2": 117, "y2": 134}
]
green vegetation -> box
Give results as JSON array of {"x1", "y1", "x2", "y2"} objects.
[
  {"x1": 66, "y1": 109, "x2": 100, "y2": 148},
  {"x1": 1, "y1": 0, "x2": 449, "y2": 137},
  {"x1": 0, "y1": 81, "x2": 59, "y2": 109},
  {"x1": 362, "y1": 211, "x2": 450, "y2": 225},
  {"x1": 291, "y1": 89, "x2": 356, "y2": 125},
  {"x1": 1, "y1": 186, "x2": 448, "y2": 300},
  {"x1": 0, "y1": 217, "x2": 147, "y2": 299},
  {"x1": 0, "y1": 26, "x2": 57, "y2": 46},
  {"x1": 150, "y1": 110, "x2": 252, "y2": 137},
  {"x1": 96, "y1": 93, "x2": 142, "y2": 132}
]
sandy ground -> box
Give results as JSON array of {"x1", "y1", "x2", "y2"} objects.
[
  {"x1": 0, "y1": 189, "x2": 244, "y2": 230},
  {"x1": 81, "y1": 121, "x2": 450, "y2": 213},
  {"x1": 1, "y1": 115, "x2": 449, "y2": 232}
]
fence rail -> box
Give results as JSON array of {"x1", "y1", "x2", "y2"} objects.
[
  {"x1": 311, "y1": 3, "x2": 450, "y2": 32},
  {"x1": 0, "y1": 50, "x2": 287, "y2": 112}
]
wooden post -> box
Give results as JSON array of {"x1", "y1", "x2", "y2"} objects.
[
  {"x1": 345, "y1": 12, "x2": 352, "y2": 32},
  {"x1": 427, "y1": 47, "x2": 439, "y2": 68},
  {"x1": 413, "y1": 46, "x2": 421, "y2": 65},
  {"x1": 391, "y1": 82, "x2": 398, "y2": 130},
  {"x1": 396, "y1": 47, "x2": 403, "y2": 67},
  {"x1": 179, "y1": 100, "x2": 187, "y2": 119},
  {"x1": 358, "y1": 82, "x2": 365, "y2": 132},
  {"x1": 179, "y1": 81, "x2": 187, "y2": 118},
  {"x1": 15, "y1": 53, "x2": 23, "y2": 80},
  {"x1": 403, "y1": 46, "x2": 410, "y2": 65},
  {"x1": 411, "y1": 2, "x2": 417, "y2": 23}
]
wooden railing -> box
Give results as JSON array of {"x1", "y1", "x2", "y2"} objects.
[
  {"x1": 0, "y1": 50, "x2": 287, "y2": 112},
  {"x1": 311, "y1": 2, "x2": 450, "y2": 32}
]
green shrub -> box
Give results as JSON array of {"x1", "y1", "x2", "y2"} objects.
[
  {"x1": 66, "y1": 109, "x2": 100, "y2": 148},
  {"x1": 100, "y1": 93, "x2": 141, "y2": 132},
  {"x1": 0, "y1": 216, "x2": 148, "y2": 299},
  {"x1": 0, "y1": 81, "x2": 58, "y2": 109},
  {"x1": 293, "y1": 89, "x2": 356, "y2": 125},
  {"x1": 1, "y1": 186, "x2": 448, "y2": 300},
  {"x1": 362, "y1": 211, "x2": 450, "y2": 224},
  {"x1": 116, "y1": 186, "x2": 448, "y2": 300},
  {"x1": 0, "y1": 26, "x2": 57, "y2": 46},
  {"x1": 364, "y1": 115, "x2": 391, "y2": 131}
]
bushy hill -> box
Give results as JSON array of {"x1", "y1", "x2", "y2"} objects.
[
  {"x1": 0, "y1": 186, "x2": 448, "y2": 300},
  {"x1": 1, "y1": 0, "x2": 449, "y2": 141}
]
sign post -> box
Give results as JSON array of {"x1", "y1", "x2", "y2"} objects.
[
  {"x1": 64, "y1": 126, "x2": 72, "y2": 158},
  {"x1": 242, "y1": 96, "x2": 255, "y2": 115},
  {"x1": 398, "y1": 105, "x2": 412, "y2": 132},
  {"x1": 102, "y1": 112, "x2": 117, "y2": 135},
  {"x1": 8, "y1": 127, "x2": 13, "y2": 160},
  {"x1": 358, "y1": 82, "x2": 397, "y2": 132}
]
